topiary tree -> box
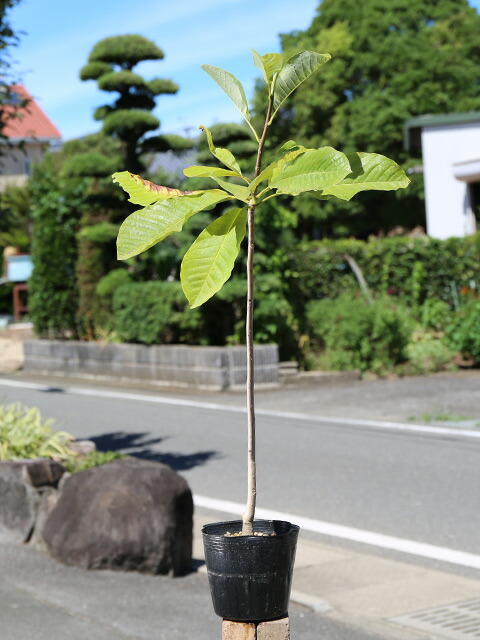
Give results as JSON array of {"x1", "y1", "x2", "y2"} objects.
[
  {"x1": 61, "y1": 144, "x2": 123, "y2": 338},
  {"x1": 80, "y1": 35, "x2": 191, "y2": 173}
]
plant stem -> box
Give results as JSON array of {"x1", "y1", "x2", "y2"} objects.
[{"x1": 242, "y1": 93, "x2": 274, "y2": 536}]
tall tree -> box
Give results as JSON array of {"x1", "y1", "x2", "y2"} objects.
[
  {"x1": 0, "y1": 0, "x2": 28, "y2": 151},
  {"x1": 80, "y1": 34, "x2": 191, "y2": 173},
  {"x1": 257, "y1": 0, "x2": 480, "y2": 236}
]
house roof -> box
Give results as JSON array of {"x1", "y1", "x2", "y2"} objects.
[
  {"x1": 404, "y1": 111, "x2": 480, "y2": 152},
  {"x1": 2, "y1": 85, "x2": 61, "y2": 142}
]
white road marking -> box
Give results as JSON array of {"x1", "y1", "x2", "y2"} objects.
[
  {"x1": 194, "y1": 495, "x2": 480, "y2": 570},
  {"x1": 0, "y1": 376, "x2": 479, "y2": 439}
]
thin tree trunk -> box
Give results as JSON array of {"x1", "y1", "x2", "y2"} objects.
[{"x1": 241, "y1": 93, "x2": 274, "y2": 536}]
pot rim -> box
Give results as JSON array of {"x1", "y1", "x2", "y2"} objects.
[{"x1": 202, "y1": 519, "x2": 299, "y2": 540}]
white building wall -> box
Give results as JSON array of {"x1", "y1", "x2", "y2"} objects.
[{"x1": 421, "y1": 123, "x2": 480, "y2": 239}]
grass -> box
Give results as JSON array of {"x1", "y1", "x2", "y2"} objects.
[
  {"x1": 0, "y1": 401, "x2": 125, "y2": 469},
  {"x1": 409, "y1": 412, "x2": 470, "y2": 423}
]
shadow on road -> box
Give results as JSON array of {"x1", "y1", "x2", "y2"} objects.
[{"x1": 90, "y1": 430, "x2": 221, "y2": 472}]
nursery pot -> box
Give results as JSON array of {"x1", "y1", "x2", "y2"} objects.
[{"x1": 202, "y1": 519, "x2": 299, "y2": 622}]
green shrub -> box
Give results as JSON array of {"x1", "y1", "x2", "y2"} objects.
[
  {"x1": 64, "y1": 450, "x2": 125, "y2": 473},
  {"x1": 112, "y1": 280, "x2": 204, "y2": 345},
  {"x1": 77, "y1": 221, "x2": 119, "y2": 244},
  {"x1": 94, "y1": 268, "x2": 133, "y2": 333},
  {"x1": 29, "y1": 156, "x2": 83, "y2": 338},
  {"x1": 404, "y1": 330, "x2": 456, "y2": 375},
  {"x1": 287, "y1": 234, "x2": 480, "y2": 310},
  {"x1": 306, "y1": 295, "x2": 412, "y2": 374},
  {"x1": 445, "y1": 299, "x2": 480, "y2": 361},
  {"x1": 96, "y1": 268, "x2": 132, "y2": 299},
  {"x1": 216, "y1": 272, "x2": 299, "y2": 358},
  {"x1": 420, "y1": 298, "x2": 453, "y2": 331},
  {"x1": 0, "y1": 403, "x2": 76, "y2": 461}
]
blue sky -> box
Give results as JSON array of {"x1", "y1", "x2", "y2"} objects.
[
  {"x1": 8, "y1": 0, "x2": 319, "y2": 141},
  {"x1": 9, "y1": 0, "x2": 480, "y2": 142}
]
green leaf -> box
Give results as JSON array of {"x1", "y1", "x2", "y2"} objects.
[
  {"x1": 268, "y1": 139, "x2": 299, "y2": 160},
  {"x1": 271, "y1": 51, "x2": 331, "y2": 121},
  {"x1": 269, "y1": 147, "x2": 351, "y2": 195},
  {"x1": 112, "y1": 171, "x2": 196, "y2": 206},
  {"x1": 322, "y1": 153, "x2": 411, "y2": 200},
  {"x1": 117, "y1": 190, "x2": 231, "y2": 260},
  {"x1": 183, "y1": 165, "x2": 241, "y2": 179},
  {"x1": 270, "y1": 146, "x2": 309, "y2": 176},
  {"x1": 250, "y1": 143, "x2": 309, "y2": 194},
  {"x1": 309, "y1": 193, "x2": 333, "y2": 201},
  {"x1": 249, "y1": 163, "x2": 277, "y2": 194},
  {"x1": 200, "y1": 125, "x2": 242, "y2": 175},
  {"x1": 201, "y1": 64, "x2": 252, "y2": 125},
  {"x1": 181, "y1": 207, "x2": 247, "y2": 308},
  {"x1": 211, "y1": 178, "x2": 250, "y2": 202},
  {"x1": 252, "y1": 49, "x2": 283, "y2": 84}
]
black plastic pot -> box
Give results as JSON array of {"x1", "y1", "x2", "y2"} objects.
[{"x1": 202, "y1": 519, "x2": 299, "y2": 622}]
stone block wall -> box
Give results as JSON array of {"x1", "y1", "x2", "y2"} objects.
[{"x1": 23, "y1": 340, "x2": 279, "y2": 391}]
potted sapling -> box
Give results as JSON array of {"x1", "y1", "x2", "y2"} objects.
[{"x1": 113, "y1": 49, "x2": 409, "y2": 622}]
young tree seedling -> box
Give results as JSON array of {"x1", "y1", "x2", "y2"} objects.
[{"x1": 113, "y1": 49, "x2": 410, "y2": 536}]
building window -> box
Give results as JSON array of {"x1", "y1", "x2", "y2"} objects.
[
  {"x1": 470, "y1": 182, "x2": 480, "y2": 224},
  {"x1": 24, "y1": 158, "x2": 32, "y2": 176}
]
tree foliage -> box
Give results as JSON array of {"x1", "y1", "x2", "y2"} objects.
[
  {"x1": 80, "y1": 35, "x2": 191, "y2": 173},
  {"x1": 114, "y1": 50, "x2": 409, "y2": 312},
  {"x1": 256, "y1": 0, "x2": 480, "y2": 236},
  {"x1": 0, "y1": 0, "x2": 29, "y2": 150},
  {"x1": 29, "y1": 155, "x2": 83, "y2": 338}
]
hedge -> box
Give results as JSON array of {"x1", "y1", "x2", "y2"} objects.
[
  {"x1": 306, "y1": 295, "x2": 413, "y2": 374},
  {"x1": 112, "y1": 281, "x2": 204, "y2": 345},
  {"x1": 285, "y1": 234, "x2": 480, "y2": 310},
  {"x1": 29, "y1": 158, "x2": 83, "y2": 338}
]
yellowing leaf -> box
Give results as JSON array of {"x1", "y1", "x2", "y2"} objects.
[
  {"x1": 117, "y1": 190, "x2": 231, "y2": 260},
  {"x1": 181, "y1": 208, "x2": 247, "y2": 308},
  {"x1": 112, "y1": 171, "x2": 195, "y2": 206}
]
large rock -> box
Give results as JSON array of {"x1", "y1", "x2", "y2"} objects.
[
  {"x1": 0, "y1": 459, "x2": 65, "y2": 543},
  {"x1": 40, "y1": 457, "x2": 193, "y2": 575}
]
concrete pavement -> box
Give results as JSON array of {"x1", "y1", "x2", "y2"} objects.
[
  {"x1": 193, "y1": 506, "x2": 480, "y2": 640},
  {"x1": 2, "y1": 365, "x2": 480, "y2": 638},
  {"x1": 2, "y1": 504, "x2": 479, "y2": 640}
]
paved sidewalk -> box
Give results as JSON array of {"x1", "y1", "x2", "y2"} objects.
[
  {"x1": 2, "y1": 507, "x2": 479, "y2": 640},
  {"x1": 193, "y1": 507, "x2": 480, "y2": 640},
  {"x1": 0, "y1": 532, "x2": 383, "y2": 640}
]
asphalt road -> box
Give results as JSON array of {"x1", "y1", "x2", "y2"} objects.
[{"x1": 2, "y1": 375, "x2": 479, "y2": 560}]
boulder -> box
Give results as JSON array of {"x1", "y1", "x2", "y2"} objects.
[
  {"x1": 0, "y1": 459, "x2": 65, "y2": 543},
  {"x1": 0, "y1": 462, "x2": 38, "y2": 543},
  {"x1": 40, "y1": 457, "x2": 193, "y2": 575},
  {"x1": 21, "y1": 458, "x2": 66, "y2": 488}
]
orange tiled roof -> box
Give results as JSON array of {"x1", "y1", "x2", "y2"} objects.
[{"x1": 2, "y1": 85, "x2": 61, "y2": 140}]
